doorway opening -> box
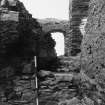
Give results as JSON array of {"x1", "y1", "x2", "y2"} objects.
[{"x1": 51, "y1": 32, "x2": 65, "y2": 56}]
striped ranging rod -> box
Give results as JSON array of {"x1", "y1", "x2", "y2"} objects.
[{"x1": 34, "y1": 56, "x2": 39, "y2": 105}]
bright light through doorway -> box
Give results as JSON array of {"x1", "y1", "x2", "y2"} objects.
[{"x1": 51, "y1": 32, "x2": 65, "y2": 56}]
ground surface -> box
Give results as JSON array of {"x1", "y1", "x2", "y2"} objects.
[
  {"x1": 39, "y1": 55, "x2": 81, "y2": 105},
  {"x1": 0, "y1": 55, "x2": 82, "y2": 105},
  {"x1": 0, "y1": 54, "x2": 104, "y2": 105}
]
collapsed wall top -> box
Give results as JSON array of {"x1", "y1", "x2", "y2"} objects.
[
  {"x1": 0, "y1": 0, "x2": 31, "y2": 21},
  {"x1": 0, "y1": 0, "x2": 42, "y2": 58}
]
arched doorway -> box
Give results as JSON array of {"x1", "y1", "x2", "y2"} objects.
[{"x1": 51, "y1": 32, "x2": 65, "y2": 56}]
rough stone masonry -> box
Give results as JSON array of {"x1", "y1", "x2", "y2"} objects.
[
  {"x1": 70, "y1": 0, "x2": 90, "y2": 56},
  {"x1": 81, "y1": 0, "x2": 105, "y2": 103},
  {"x1": 0, "y1": 0, "x2": 42, "y2": 104},
  {"x1": 82, "y1": 0, "x2": 105, "y2": 84}
]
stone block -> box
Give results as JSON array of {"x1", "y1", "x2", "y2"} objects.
[{"x1": 0, "y1": 11, "x2": 19, "y2": 22}]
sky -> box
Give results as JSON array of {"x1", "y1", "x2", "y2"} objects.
[{"x1": 20, "y1": 0, "x2": 69, "y2": 20}]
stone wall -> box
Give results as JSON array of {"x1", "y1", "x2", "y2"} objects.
[
  {"x1": 0, "y1": 0, "x2": 62, "y2": 104},
  {"x1": 81, "y1": 0, "x2": 105, "y2": 104},
  {"x1": 0, "y1": 0, "x2": 43, "y2": 104},
  {"x1": 82, "y1": 0, "x2": 105, "y2": 81},
  {"x1": 70, "y1": 0, "x2": 90, "y2": 56}
]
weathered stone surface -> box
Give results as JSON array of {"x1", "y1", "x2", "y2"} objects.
[
  {"x1": 39, "y1": 68, "x2": 100, "y2": 105},
  {"x1": 0, "y1": 0, "x2": 40, "y2": 58},
  {"x1": 0, "y1": 0, "x2": 48, "y2": 74},
  {"x1": 82, "y1": 0, "x2": 105, "y2": 80},
  {"x1": 0, "y1": 0, "x2": 42, "y2": 104},
  {"x1": 0, "y1": 0, "x2": 61, "y2": 105},
  {"x1": 70, "y1": 0, "x2": 90, "y2": 56},
  {"x1": 81, "y1": 0, "x2": 105, "y2": 104}
]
